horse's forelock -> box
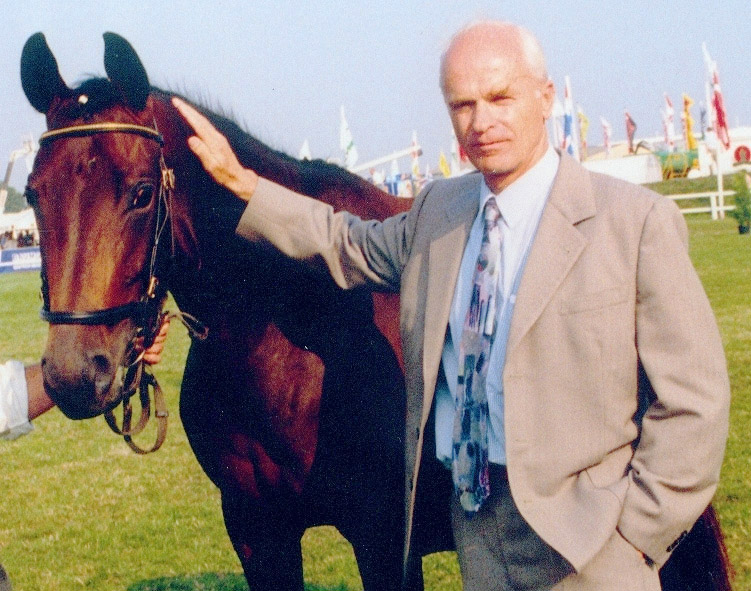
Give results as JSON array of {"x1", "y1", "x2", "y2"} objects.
[{"x1": 55, "y1": 77, "x2": 134, "y2": 120}]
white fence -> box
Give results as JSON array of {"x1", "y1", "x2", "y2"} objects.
[{"x1": 667, "y1": 190, "x2": 735, "y2": 219}]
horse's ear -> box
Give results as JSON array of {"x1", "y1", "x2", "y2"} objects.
[
  {"x1": 20, "y1": 32, "x2": 69, "y2": 114},
  {"x1": 103, "y1": 32, "x2": 150, "y2": 111}
]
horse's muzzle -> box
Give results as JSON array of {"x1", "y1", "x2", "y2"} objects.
[{"x1": 41, "y1": 326, "x2": 132, "y2": 419}]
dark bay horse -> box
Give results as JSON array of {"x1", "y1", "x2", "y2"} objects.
[{"x1": 20, "y1": 32, "x2": 731, "y2": 591}]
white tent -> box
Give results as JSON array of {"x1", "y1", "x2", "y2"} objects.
[{"x1": 0, "y1": 208, "x2": 36, "y2": 235}]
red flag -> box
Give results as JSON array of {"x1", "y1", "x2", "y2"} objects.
[
  {"x1": 703, "y1": 43, "x2": 731, "y2": 149},
  {"x1": 711, "y1": 71, "x2": 730, "y2": 149},
  {"x1": 625, "y1": 111, "x2": 637, "y2": 154}
]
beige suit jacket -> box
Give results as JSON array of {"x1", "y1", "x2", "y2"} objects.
[{"x1": 236, "y1": 153, "x2": 730, "y2": 571}]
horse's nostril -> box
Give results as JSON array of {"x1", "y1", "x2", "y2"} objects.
[
  {"x1": 90, "y1": 353, "x2": 111, "y2": 375},
  {"x1": 88, "y1": 352, "x2": 115, "y2": 397}
]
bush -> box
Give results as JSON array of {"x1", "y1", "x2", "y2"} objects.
[{"x1": 729, "y1": 171, "x2": 751, "y2": 231}]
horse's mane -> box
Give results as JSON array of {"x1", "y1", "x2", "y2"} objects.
[
  {"x1": 68, "y1": 78, "x2": 408, "y2": 221},
  {"x1": 184, "y1": 98, "x2": 409, "y2": 219}
]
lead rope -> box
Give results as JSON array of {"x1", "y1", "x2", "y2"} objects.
[{"x1": 102, "y1": 309, "x2": 207, "y2": 454}]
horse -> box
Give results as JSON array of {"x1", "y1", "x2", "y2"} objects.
[{"x1": 20, "y1": 32, "x2": 731, "y2": 591}]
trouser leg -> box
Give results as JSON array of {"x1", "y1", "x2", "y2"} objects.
[{"x1": 450, "y1": 464, "x2": 573, "y2": 591}]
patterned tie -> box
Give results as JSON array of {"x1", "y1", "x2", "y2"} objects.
[{"x1": 452, "y1": 196, "x2": 502, "y2": 514}]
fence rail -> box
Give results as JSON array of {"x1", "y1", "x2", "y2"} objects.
[{"x1": 666, "y1": 190, "x2": 735, "y2": 219}]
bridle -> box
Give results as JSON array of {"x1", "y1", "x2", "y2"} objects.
[{"x1": 36, "y1": 121, "x2": 178, "y2": 453}]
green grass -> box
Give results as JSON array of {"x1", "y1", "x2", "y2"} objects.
[{"x1": 1, "y1": 213, "x2": 749, "y2": 590}]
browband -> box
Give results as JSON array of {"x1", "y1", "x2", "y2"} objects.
[{"x1": 39, "y1": 122, "x2": 164, "y2": 146}]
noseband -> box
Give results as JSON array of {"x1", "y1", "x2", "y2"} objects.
[{"x1": 37, "y1": 121, "x2": 173, "y2": 453}]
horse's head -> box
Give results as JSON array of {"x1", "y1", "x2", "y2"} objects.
[{"x1": 22, "y1": 33, "x2": 169, "y2": 419}]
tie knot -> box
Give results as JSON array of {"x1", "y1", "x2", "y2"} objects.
[
  {"x1": 484, "y1": 196, "x2": 501, "y2": 224},
  {"x1": 483, "y1": 197, "x2": 501, "y2": 231}
]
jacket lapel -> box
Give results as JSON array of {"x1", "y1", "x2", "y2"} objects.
[
  {"x1": 506, "y1": 154, "x2": 596, "y2": 354},
  {"x1": 421, "y1": 175, "x2": 481, "y2": 406}
]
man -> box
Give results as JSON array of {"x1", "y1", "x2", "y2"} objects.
[{"x1": 173, "y1": 20, "x2": 729, "y2": 591}]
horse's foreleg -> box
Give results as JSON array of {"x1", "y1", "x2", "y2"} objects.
[
  {"x1": 402, "y1": 555, "x2": 425, "y2": 591},
  {"x1": 349, "y1": 529, "x2": 406, "y2": 591},
  {"x1": 221, "y1": 492, "x2": 305, "y2": 591}
]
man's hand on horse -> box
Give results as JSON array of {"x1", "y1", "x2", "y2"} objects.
[
  {"x1": 137, "y1": 315, "x2": 171, "y2": 365},
  {"x1": 172, "y1": 97, "x2": 258, "y2": 202}
]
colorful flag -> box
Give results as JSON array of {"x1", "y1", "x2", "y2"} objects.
[
  {"x1": 662, "y1": 94, "x2": 675, "y2": 151},
  {"x1": 624, "y1": 111, "x2": 637, "y2": 154},
  {"x1": 702, "y1": 44, "x2": 730, "y2": 149},
  {"x1": 682, "y1": 94, "x2": 698, "y2": 150},
  {"x1": 339, "y1": 105, "x2": 358, "y2": 169},
  {"x1": 600, "y1": 117, "x2": 611, "y2": 156},
  {"x1": 439, "y1": 151, "x2": 451, "y2": 178},
  {"x1": 385, "y1": 159, "x2": 400, "y2": 194},
  {"x1": 561, "y1": 76, "x2": 579, "y2": 160},
  {"x1": 577, "y1": 106, "x2": 589, "y2": 160}
]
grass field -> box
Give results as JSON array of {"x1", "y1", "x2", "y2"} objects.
[{"x1": 1, "y1": 213, "x2": 750, "y2": 590}]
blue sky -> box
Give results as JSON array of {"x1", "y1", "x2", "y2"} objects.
[{"x1": 1, "y1": 0, "x2": 749, "y2": 189}]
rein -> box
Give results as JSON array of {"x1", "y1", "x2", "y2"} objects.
[{"x1": 38, "y1": 121, "x2": 182, "y2": 453}]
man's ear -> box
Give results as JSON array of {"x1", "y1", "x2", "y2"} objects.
[{"x1": 540, "y1": 79, "x2": 555, "y2": 120}]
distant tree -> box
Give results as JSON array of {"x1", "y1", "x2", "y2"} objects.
[{"x1": 3, "y1": 186, "x2": 28, "y2": 213}]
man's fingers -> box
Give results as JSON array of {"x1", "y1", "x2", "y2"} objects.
[
  {"x1": 172, "y1": 97, "x2": 215, "y2": 139},
  {"x1": 186, "y1": 135, "x2": 213, "y2": 167}
]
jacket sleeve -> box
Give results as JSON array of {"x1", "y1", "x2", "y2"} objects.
[
  {"x1": 617, "y1": 197, "x2": 730, "y2": 566},
  {"x1": 235, "y1": 177, "x2": 429, "y2": 291}
]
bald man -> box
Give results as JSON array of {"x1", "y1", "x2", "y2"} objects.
[{"x1": 174, "y1": 21, "x2": 729, "y2": 591}]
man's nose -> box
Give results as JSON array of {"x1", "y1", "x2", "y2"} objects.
[{"x1": 471, "y1": 101, "x2": 496, "y2": 134}]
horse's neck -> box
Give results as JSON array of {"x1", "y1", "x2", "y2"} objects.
[{"x1": 155, "y1": 94, "x2": 408, "y2": 320}]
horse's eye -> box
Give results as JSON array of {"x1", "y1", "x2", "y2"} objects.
[
  {"x1": 24, "y1": 186, "x2": 39, "y2": 208},
  {"x1": 130, "y1": 182, "x2": 155, "y2": 209}
]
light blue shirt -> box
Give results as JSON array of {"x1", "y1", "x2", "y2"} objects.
[{"x1": 435, "y1": 146, "x2": 560, "y2": 467}]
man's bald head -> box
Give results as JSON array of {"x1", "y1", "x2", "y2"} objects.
[{"x1": 440, "y1": 21, "x2": 549, "y2": 93}]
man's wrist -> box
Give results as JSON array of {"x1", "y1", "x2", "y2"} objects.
[
  {"x1": 234, "y1": 169, "x2": 258, "y2": 202},
  {"x1": 0, "y1": 360, "x2": 33, "y2": 440}
]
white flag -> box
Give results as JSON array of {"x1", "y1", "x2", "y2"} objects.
[
  {"x1": 298, "y1": 139, "x2": 312, "y2": 160},
  {"x1": 339, "y1": 106, "x2": 358, "y2": 169},
  {"x1": 600, "y1": 117, "x2": 612, "y2": 155},
  {"x1": 411, "y1": 130, "x2": 422, "y2": 178}
]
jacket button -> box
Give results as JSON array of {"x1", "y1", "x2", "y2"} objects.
[{"x1": 666, "y1": 530, "x2": 688, "y2": 553}]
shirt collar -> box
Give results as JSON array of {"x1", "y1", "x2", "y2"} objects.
[{"x1": 479, "y1": 145, "x2": 560, "y2": 230}]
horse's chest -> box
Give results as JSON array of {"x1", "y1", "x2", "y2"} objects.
[{"x1": 182, "y1": 322, "x2": 324, "y2": 501}]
